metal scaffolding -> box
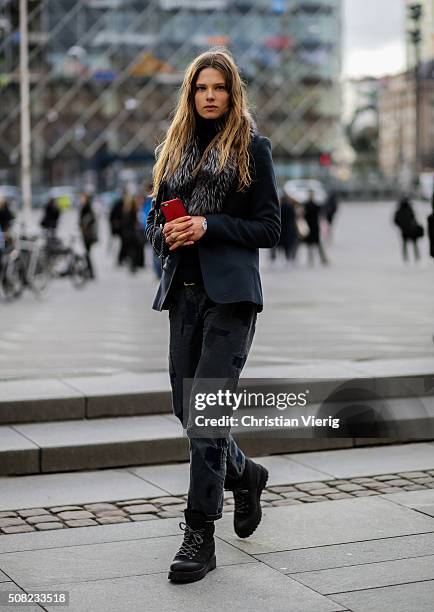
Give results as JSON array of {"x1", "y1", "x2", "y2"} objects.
[{"x1": 0, "y1": 0, "x2": 342, "y2": 185}]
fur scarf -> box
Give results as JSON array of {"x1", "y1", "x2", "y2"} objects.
[{"x1": 164, "y1": 122, "x2": 256, "y2": 216}]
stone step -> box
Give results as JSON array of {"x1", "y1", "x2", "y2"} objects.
[
  {"x1": 0, "y1": 372, "x2": 172, "y2": 424},
  {"x1": 1, "y1": 365, "x2": 432, "y2": 424},
  {"x1": 0, "y1": 397, "x2": 433, "y2": 476}
]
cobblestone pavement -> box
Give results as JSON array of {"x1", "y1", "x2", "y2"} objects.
[{"x1": 1, "y1": 469, "x2": 433, "y2": 534}]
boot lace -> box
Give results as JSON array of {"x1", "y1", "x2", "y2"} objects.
[
  {"x1": 178, "y1": 522, "x2": 204, "y2": 559},
  {"x1": 233, "y1": 488, "x2": 250, "y2": 516}
]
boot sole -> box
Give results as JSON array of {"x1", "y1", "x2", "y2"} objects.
[
  {"x1": 235, "y1": 466, "x2": 268, "y2": 539},
  {"x1": 168, "y1": 555, "x2": 217, "y2": 583}
]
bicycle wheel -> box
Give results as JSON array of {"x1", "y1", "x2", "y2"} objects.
[
  {"x1": 29, "y1": 251, "x2": 50, "y2": 297},
  {"x1": 70, "y1": 254, "x2": 90, "y2": 289},
  {"x1": 1, "y1": 255, "x2": 24, "y2": 300}
]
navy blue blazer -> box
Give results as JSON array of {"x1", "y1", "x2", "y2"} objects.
[{"x1": 146, "y1": 133, "x2": 281, "y2": 312}]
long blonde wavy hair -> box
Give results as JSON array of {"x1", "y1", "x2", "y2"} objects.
[{"x1": 152, "y1": 48, "x2": 254, "y2": 198}]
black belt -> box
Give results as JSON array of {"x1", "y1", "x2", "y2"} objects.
[{"x1": 172, "y1": 280, "x2": 203, "y2": 288}]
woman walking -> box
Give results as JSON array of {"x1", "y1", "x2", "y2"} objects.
[
  {"x1": 79, "y1": 193, "x2": 98, "y2": 279},
  {"x1": 303, "y1": 190, "x2": 328, "y2": 265},
  {"x1": 146, "y1": 49, "x2": 280, "y2": 583},
  {"x1": 120, "y1": 194, "x2": 145, "y2": 274}
]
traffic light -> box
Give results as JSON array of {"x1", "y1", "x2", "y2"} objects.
[
  {"x1": 319, "y1": 153, "x2": 332, "y2": 167},
  {"x1": 408, "y1": 3, "x2": 422, "y2": 21}
]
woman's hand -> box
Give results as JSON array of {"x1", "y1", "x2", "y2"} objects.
[
  {"x1": 163, "y1": 215, "x2": 206, "y2": 251},
  {"x1": 163, "y1": 216, "x2": 194, "y2": 250}
]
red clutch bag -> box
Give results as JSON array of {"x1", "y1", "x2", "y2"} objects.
[{"x1": 161, "y1": 198, "x2": 188, "y2": 222}]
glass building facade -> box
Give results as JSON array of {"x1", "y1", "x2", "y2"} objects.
[{"x1": 0, "y1": 0, "x2": 342, "y2": 186}]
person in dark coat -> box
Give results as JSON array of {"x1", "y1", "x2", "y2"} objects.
[
  {"x1": 146, "y1": 49, "x2": 280, "y2": 583},
  {"x1": 120, "y1": 194, "x2": 145, "y2": 273},
  {"x1": 109, "y1": 192, "x2": 124, "y2": 239},
  {"x1": 40, "y1": 198, "x2": 60, "y2": 235},
  {"x1": 109, "y1": 190, "x2": 126, "y2": 264},
  {"x1": 427, "y1": 191, "x2": 434, "y2": 259},
  {"x1": 117, "y1": 193, "x2": 133, "y2": 266},
  {"x1": 0, "y1": 198, "x2": 14, "y2": 245},
  {"x1": 303, "y1": 190, "x2": 328, "y2": 265},
  {"x1": 324, "y1": 190, "x2": 339, "y2": 241},
  {"x1": 393, "y1": 196, "x2": 423, "y2": 262},
  {"x1": 79, "y1": 192, "x2": 98, "y2": 279}
]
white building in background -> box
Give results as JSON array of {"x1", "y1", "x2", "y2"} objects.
[
  {"x1": 377, "y1": 2, "x2": 434, "y2": 188},
  {"x1": 378, "y1": 66, "x2": 434, "y2": 186}
]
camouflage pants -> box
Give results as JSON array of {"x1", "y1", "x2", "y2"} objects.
[{"x1": 168, "y1": 283, "x2": 257, "y2": 521}]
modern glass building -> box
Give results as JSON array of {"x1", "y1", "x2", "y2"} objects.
[{"x1": 0, "y1": 0, "x2": 342, "y2": 187}]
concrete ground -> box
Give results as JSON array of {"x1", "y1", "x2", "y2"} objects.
[
  {"x1": 0, "y1": 443, "x2": 434, "y2": 611},
  {"x1": 0, "y1": 200, "x2": 433, "y2": 380}
]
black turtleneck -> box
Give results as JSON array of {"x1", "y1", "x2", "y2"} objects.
[
  {"x1": 195, "y1": 114, "x2": 223, "y2": 154},
  {"x1": 173, "y1": 113, "x2": 224, "y2": 286}
]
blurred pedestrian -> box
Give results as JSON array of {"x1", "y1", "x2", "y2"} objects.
[
  {"x1": 303, "y1": 190, "x2": 328, "y2": 265},
  {"x1": 79, "y1": 192, "x2": 98, "y2": 279},
  {"x1": 116, "y1": 192, "x2": 133, "y2": 266},
  {"x1": 109, "y1": 190, "x2": 125, "y2": 258},
  {"x1": 393, "y1": 196, "x2": 423, "y2": 262},
  {"x1": 109, "y1": 192, "x2": 124, "y2": 238},
  {"x1": 427, "y1": 190, "x2": 434, "y2": 259},
  {"x1": 0, "y1": 197, "x2": 14, "y2": 246},
  {"x1": 40, "y1": 198, "x2": 60, "y2": 237},
  {"x1": 324, "y1": 190, "x2": 339, "y2": 242},
  {"x1": 121, "y1": 194, "x2": 144, "y2": 273}
]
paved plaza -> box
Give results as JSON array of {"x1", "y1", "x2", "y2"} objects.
[
  {"x1": 0, "y1": 200, "x2": 433, "y2": 381},
  {"x1": 0, "y1": 443, "x2": 434, "y2": 611},
  {"x1": 0, "y1": 200, "x2": 433, "y2": 611}
]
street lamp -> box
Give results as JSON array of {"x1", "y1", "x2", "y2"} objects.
[
  {"x1": 19, "y1": 0, "x2": 32, "y2": 227},
  {"x1": 407, "y1": 2, "x2": 423, "y2": 188}
]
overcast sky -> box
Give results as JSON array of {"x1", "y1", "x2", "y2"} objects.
[{"x1": 343, "y1": 0, "x2": 406, "y2": 78}]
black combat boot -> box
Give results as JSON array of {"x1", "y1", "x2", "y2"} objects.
[
  {"x1": 224, "y1": 457, "x2": 268, "y2": 538},
  {"x1": 168, "y1": 509, "x2": 216, "y2": 583}
]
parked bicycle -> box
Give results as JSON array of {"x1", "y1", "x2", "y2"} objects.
[
  {"x1": 0, "y1": 230, "x2": 49, "y2": 300},
  {"x1": 16, "y1": 233, "x2": 51, "y2": 297},
  {"x1": 1, "y1": 228, "x2": 92, "y2": 301},
  {"x1": 0, "y1": 242, "x2": 23, "y2": 300},
  {"x1": 44, "y1": 233, "x2": 91, "y2": 288}
]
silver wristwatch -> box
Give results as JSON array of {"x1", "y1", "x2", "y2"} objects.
[{"x1": 202, "y1": 217, "x2": 208, "y2": 232}]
